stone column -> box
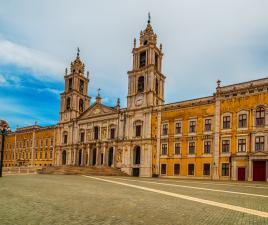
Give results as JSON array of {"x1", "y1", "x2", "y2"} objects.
[
  {"x1": 87, "y1": 145, "x2": 90, "y2": 166},
  {"x1": 156, "y1": 110, "x2": 161, "y2": 175},
  {"x1": 232, "y1": 160, "x2": 236, "y2": 181},
  {"x1": 73, "y1": 148, "x2": 77, "y2": 166},
  {"x1": 103, "y1": 144, "x2": 107, "y2": 166},
  {"x1": 96, "y1": 144, "x2": 100, "y2": 166},
  {"x1": 81, "y1": 148, "x2": 84, "y2": 166}
]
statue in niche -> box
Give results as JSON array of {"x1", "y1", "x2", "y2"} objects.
[
  {"x1": 116, "y1": 149, "x2": 122, "y2": 163},
  {"x1": 101, "y1": 127, "x2": 107, "y2": 139}
]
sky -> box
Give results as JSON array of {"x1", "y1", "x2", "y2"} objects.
[{"x1": 0, "y1": 0, "x2": 268, "y2": 130}]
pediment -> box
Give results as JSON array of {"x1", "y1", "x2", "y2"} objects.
[
  {"x1": 251, "y1": 151, "x2": 268, "y2": 157},
  {"x1": 78, "y1": 103, "x2": 117, "y2": 119}
]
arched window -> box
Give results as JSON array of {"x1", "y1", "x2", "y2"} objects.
[
  {"x1": 66, "y1": 97, "x2": 71, "y2": 110},
  {"x1": 256, "y1": 107, "x2": 265, "y2": 126},
  {"x1": 79, "y1": 99, "x2": 84, "y2": 112},
  {"x1": 143, "y1": 40, "x2": 148, "y2": 45},
  {"x1": 137, "y1": 76, "x2": 144, "y2": 92}
]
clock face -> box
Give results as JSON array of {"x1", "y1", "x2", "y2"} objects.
[{"x1": 135, "y1": 95, "x2": 144, "y2": 106}]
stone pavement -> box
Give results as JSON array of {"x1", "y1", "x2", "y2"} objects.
[{"x1": 0, "y1": 175, "x2": 267, "y2": 225}]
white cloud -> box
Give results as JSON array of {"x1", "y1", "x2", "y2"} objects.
[{"x1": 0, "y1": 39, "x2": 65, "y2": 81}]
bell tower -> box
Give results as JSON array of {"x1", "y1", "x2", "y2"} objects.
[
  {"x1": 60, "y1": 49, "x2": 91, "y2": 122},
  {"x1": 127, "y1": 14, "x2": 165, "y2": 109}
]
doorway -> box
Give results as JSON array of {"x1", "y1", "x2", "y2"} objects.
[
  {"x1": 62, "y1": 150, "x2": 66, "y2": 165},
  {"x1": 237, "y1": 167, "x2": 245, "y2": 181},
  {"x1": 78, "y1": 150, "x2": 82, "y2": 166},
  {"x1": 108, "y1": 147, "x2": 113, "y2": 167},
  {"x1": 92, "y1": 148, "x2": 97, "y2": 166},
  {"x1": 253, "y1": 161, "x2": 266, "y2": 181},
  {"x1": 133, "y1": 168, "x2": 140, "y2": 177}
]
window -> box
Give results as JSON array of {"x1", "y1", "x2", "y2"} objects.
[
  {"x1": 79, "y1": 80, "x2": 84, "y2": 93},
  {"x1": 63, "y1": 134, "x2": 68, "y2": 144},
  {"x1": 45, "y1": 139, "x2": 48, "y2": 147},
  {"x1": 205, "y1": 119, "x2": 212, "y2": 131},
  {"x1": 174, "y1": 164, "x2": 180, "y2": 175},
  {"x1": 161, "y1": 164, "x2": 167, "y2": 175},
  {"x1": 204, "y1": 141, "x2": 211, "y2": 154},
  {"x1": 135, "y1": 125, "x2": 142, "y2": 137},
  {"x1": 174, "y1": 143, "x2": 181, "y2": 155},
  {"x1": 50, "y1": 137, "x2": 53, "y2": 146},
  {"x1": 66, "y1": 97, "x2": 71, "y2": 110},
  {"x1": 80, "y1": 132, "x2": 85, "y2": 143},
  {"x1": 137, "y1": 76, "x2": 145, "y2": 92},
  {"x1": 188, "y1": 164, "x2": 194, "y2": 175},
  {"x1": 139, "y1": 51, "x2": 146, "y2": 68},
  {"x1": 223, "y1": 116, "x2": 231, "y2": 129},
  {"x1": 162, "y1": 124, "x2": 168, "y2": 136},
  {"x1": 68, "y1": 78, "x2": 73, "y2": 91},
  {"x1": 110, "y1": 128, "x2": 116, "y2": 139},
  {"x1": 189, "y1": 142, "x2": 195, "y2": 155},
  {"x1": 222, "y1": 140, "x2": 230, "y2": 153},
  {"x1": 203, "y1": 164, "x2": 210, "y2": 176},
  {"x1": 94, "y1": 127, "x2": 99, "y2": 140},
  {"x1": 175, "y1": 122, "x2": 181, "y2": 134},
  {"x1": 222, "y1": 163, "x2": 229, "y2": 176},
  {"x1": 238, "y1": 139, "x2": 246, "y2": 152},
  {"x1": 255, "y1": 136, "x2": 264, "y2": 151},
  {"x1": 79, "y1": 99, "x2": 84, "y2": 113},
  {"x1": 256, "y1": 107, "x2": 265, "y2": 126},
  {"x1": 238, "y1": 114, "x2": 247, "y2": 128},
  {"x1": 155, "y1": 53, "x2": 159, "y2": 70},
  {"x1": 189, "y1": 121, "x2": 196, "y2": 133},
  {"x1": 50, "y1": 151, "x2": 53, "y2": 159},
  {"x1": 40, "y1": 140, "x2": 43, "y2": 147},
  {"x1": 155, "y1": 78, "x2": 159, "y2": 95},
  {"x1": 162, "y1": 144, "x2": 167, "y2": 155}
]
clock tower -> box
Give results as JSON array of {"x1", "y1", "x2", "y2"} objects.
[
  {"x1": 127, "y1": 15, "x2": 165, "y2": 110},
  {"x1": 60, "y1": 49, "x2": 91, "y2": 122}
]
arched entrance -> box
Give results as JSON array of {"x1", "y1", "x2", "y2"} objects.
[
  {"x1": 78, "y1": 150, "x2": 82, "y2": 166},
  {"x1": 133, "y1": 146, "x2": 141, "y2": 177},
  {"x1": 108, "y1": 147, "x2": 113, "y2": 167},
  {"x1": 92, "y1": 148, "x2": 97, "y2": 166},
  {"x1": 62, "y1": 150, "x2": 67, "y2": 165}
]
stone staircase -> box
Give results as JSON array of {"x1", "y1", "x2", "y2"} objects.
[{"x1": 37, "y1": 166, "x2": 129, "y2": 176}]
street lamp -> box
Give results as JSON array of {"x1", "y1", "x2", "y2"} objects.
[{"x1": 0, "y1": 120, "x2": 10, "y2": 178}]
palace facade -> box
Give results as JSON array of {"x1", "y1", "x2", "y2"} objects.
[{"x1": 3, "y1": 20, "x2": 268, "y2": 181}]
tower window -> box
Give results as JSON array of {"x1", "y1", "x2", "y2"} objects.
[
  {"x1": 155, "y1": 78, "x2": 159, "y2": 95},
  {"x1": 66, "y1": 97, "x2": 71, "y2": 110},
  {"x1": 137, "y1": 76, "x2": 144, "y2": 92},
  {"x1": 79, "y1": 99, "x2": 84, "y2": 112},
  {"x1": 155, "y1": 53, "x2": 159, "y2": 69},
  {"x1": 69, "y1": 78, "x2": 73, "y2": 91},
  {"x1": 139, "y1": 51, "x2": 146, "y2": 68},
  {"x1": 79, "y1": 80, "x2": 84, "y2": 93},
  {"x1": 143, "y1": 40, "x2": 148, "y2": 45}
]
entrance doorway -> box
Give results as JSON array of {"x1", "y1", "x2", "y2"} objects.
[
  {"x1": 92, "y1": 148, "x2": 97, "y2": 166},
  {"x1": 237, "y1": 167, "x2": 246, "y2": 181},
  {"x1": 253, "y1": 161, "x2": 266, "y2": 181},
  {"x1": 133, "y1": 146, "x2": 141, "y2": 165},
  {"x1": 133, "y1": 168, "x2": 140, "y2": 177},
  {"x1": 108, "y1": 147, "x2": 113, "y2": 167},
  {"x1": 62, "y1": 150, "x2": 66, "y2": 165},
  {"x1": 78, "y1": 150, "x2": 82, "y2": 166}
]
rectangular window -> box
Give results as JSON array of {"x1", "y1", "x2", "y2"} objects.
[
  {"x1": 40, "y1": 140, "x2": 43, "y2": 147},
  {"x1": 174, "y1": 164, "x2": 180, "y2": 175},
  {"x1": 175, "y1": 122, "x2": 181, "y2": 134},
  {"x1": 238, "y1": 139, "x2": 246, "y2": 152},
  {"x1": 69, "y1": 78, "x2": 73, "y2": 91},
  {"x1": 110, "y1": 128, "x2": 115, "y2": 139},
  {"x1": 50, "y1": 150, "x2": 53, "y2": 159},
  {"x1": 94, "y1": 127, "x2": 99, "y2": 140},
  {"x1": 256, "y1": 107, "x2": 265, "y2": 126},
  {"x1": 174, "y1": 143, "x2": 181, "y2": 155},
  {"x1": 162, "y1": 124, "x2": 168, "y2": 136},
  {"x1": 135, "y1": 125, "x2": 142, "y2": 137},
  {"x1": 255, "y1": 136, "x2": 264, "y2": 151},
  {"x1": 222, "y1": 140, "x2": 230, "y2": 153},
  {"x1": 188, "y1": 164, "x2": 195, "y2": 175},
  {"x1": 189, "y1": 142, "x2": 195, "y2": 155},
  {"x1": 64, "y1": 135, "x2": 68, "y2": 144},
  {"x1": 162, "y1": 144, "x2": 168, "y2": 155},
  {"x1": 50, "y1": 137, "x2": 53, "y2": 146},
  {"x1": 80, "y1": 132, "x2": 85, "y2": 143},
  {"x1": 205, "y1": 119, "x2": 212, "y2": 131},
  {"x1": 203, "y1": 164, "x2": 210, "y2": 176},
  {"x1": 223, "y1": 116, "x2": 231, "y2": 129},
  {"x1": 204, "y1": 141, "x2": 211, "y2": 154},
  {"x1": 45, "y1": 139, "x2": 48, "y2": 147},
  {"x1": 161, "y1": 164, "x2": 167, "y2": 175},
  {"x1": 79, "y1": 80, "x2": 84, "y2": 93},
  {"x1": 222, "y1": 163, "x2": 229, "y2": 176},
  {"x1": 139, "y1": 51, "x2": 146, "y2": 68},
  {"x1": 189, "y1": 121, "x2": 196, "y2": 133},
  {"x1": 238, "y1": 114, "x2": 247, "y2": 128}
]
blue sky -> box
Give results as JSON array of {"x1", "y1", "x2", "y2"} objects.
[{"x1": 1, "y1": 0, "x2": 268, "y2": 130}]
